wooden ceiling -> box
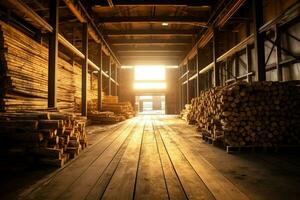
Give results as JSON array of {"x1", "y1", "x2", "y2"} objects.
[
  {"x1": 89, "y1": 0, "x2": 216, "y2": 66},
  {"x1": 1, "y1": 0, "x2": 248, "y2": 67}
]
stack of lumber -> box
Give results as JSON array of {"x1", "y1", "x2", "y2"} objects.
[
  {"x1": 0, "y1": 112, "x2": 87, "y2": 168},
  {"x1": 0, "y1": 20, "x2": 96, "y2": 113},
  {"x1": 103, "y1": 95, "x2": 118, "y2": 104},
  {"x1": 187, "y1": 81, "x2": 300, "y2": 147},
  {"x1": 88, "y1": 111, "x2": 125, "y2": 124},
  {"x1": 180, "y1": 104, "x2": 192, "y2": 122},
  {"x1": 102, "y1": 101, "x2": 135, "y2": 119}
]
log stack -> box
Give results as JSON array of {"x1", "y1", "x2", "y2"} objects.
[
  {"x1": 187, "y1": 81, "x2": 300, "y2": 147},
  {"x1": 0, "y1": 112, "x2": 87, "y2": 168},
  {"x1": 180, "y1": 104, "x2": 192, "y2": 122}
]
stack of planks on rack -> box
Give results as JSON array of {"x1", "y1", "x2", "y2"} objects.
[
  {"x1": 0, "y1": 20, "x2": 97, "y2": 113},
  {"x1": 0, "y1": 112, "x2": 87, "y2": 168},
  {"x1": 185, "y1": 81, "x2": 300, "y2": 149}
]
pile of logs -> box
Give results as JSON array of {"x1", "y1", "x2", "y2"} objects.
[
  {"x1": 0, "y1": 112, "x2": 87, "y2": 168},
  {"x1": 180, "y1": 104, "x2": 192, "y2": 122},
  {"x1": 187, "y1": 81, "x2": 300, "y2": 147}
]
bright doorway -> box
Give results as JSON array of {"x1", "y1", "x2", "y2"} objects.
[{"x1": 136, "y1": 96, "x2": 165, "y2": 114}]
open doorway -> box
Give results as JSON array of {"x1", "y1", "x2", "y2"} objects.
[{"x1": 136, "y1": 96, "x2": 165, "y2": 114}]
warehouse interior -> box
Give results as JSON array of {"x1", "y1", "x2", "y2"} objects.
[{"x1": 0, "y1": 0, "x2": 300, "y2": 199}]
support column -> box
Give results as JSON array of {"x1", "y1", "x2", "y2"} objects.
[
  {"x1": 48, "y1": 0, "x2": 59, "y2": 108},
  {"x1": 213, "y1": 29, "x2": 220, "y2": 87},
  {"x1": 196, "y1": 48, "x2": 200, "y2": 96},
  {"x1": 82, "y1": 23, "x2": 88, "y2": 116},
  {"x1": 97, "y1": 44, "x2": 103, "y2": 111},
  {"x1": 275, "y1": 26, "x2": 282, "y2": 81},
  {"x1": 115, "y1": 65, "x2": 118, "y2": 96},
  {"x1": 108, "y1": 57, "x2": 111, "y2": 95},
  {"x1": 253, "y1": 0, "x2": 266, "y2": 81},
  {"x1": 186, "y1": 63, "x2": 189, "y2": 104},
  {"x1": 234, "y1": 54, "x2": 239, "y2": 80},
  {"x1": 246, "y1": 45, "x2": 252, "y2": 82}
]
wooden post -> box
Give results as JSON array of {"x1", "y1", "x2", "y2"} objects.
[
  {"x1": 115, "y1": 65, "x2": 118, "y2": 96},
  {"x1": 246, "y1": 45, "x2": 252, "y2": 82},
  {"x1": 196, "y1": 48, "x2": 200, "y2": 96},
  {"x1": 234, "y1": 54, "x2": 239, "y2": 80},
  {"x1": 82, "y1": 23, "x2": 88, "y2": 116},
  {"x1": 186, "y1": 63, "x2": 189, "y2": 104},
  {"x1": 48, "y1": 0, "x2": 59, "y2": 108},
  {"x1": 213, "y1": 29, "x2": 220, "y2": 86},
  {"x1": 97, "y1": 44, "x2": 103, "y2": 111},
  {"x1": 275, "y1": 25, "x2": 282, "y2": 81},
  {"x1": 253, "y1": 0, "x2": 266, "y2": 81},
  {"x1": 108, "y1": 57, "x2": 111, "y2": 95}
]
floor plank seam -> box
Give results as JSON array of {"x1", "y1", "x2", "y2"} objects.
[
  {"x1": 132, "y1": 119, "x2": 146, "y2": 200},
  {"x1": 153, "y1": 119, "x2": 190, "y2": 200},
  {"x1": 55, "y1": 121, "x2": 138, "y2": 199},
  {"x1": 96, "y1": 121, "x2": 141, "y2": 200},
  {"x1": 152, "y1": 120, "x2": 171, "y2": 200}
]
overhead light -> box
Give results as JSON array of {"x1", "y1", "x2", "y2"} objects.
[{"x1": 162, "y1": 22, "x2": 169, "y2": 26}]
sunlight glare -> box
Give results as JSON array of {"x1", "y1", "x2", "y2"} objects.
[{"x1": 135, "y1": 65, "x2": 165, "y2": 81}]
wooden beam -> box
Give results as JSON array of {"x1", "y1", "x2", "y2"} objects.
[
  {"x1": 115, "y1": 46, "x2": 188, "y2": 52},
  {"x1": 48, "y1": 0, "x2": 58, "y2": 108},
  {"x1": 253, "y1": 0, "x2": 265, "y2": 81},
  {"x1": 104, "y1": 29, "x2": 198, "y2": 36},
  {"x1": 92, "y1": 0, "x2": 214, "y2": 6},
  {"x1": 180, "y1": 0, "x2": 246, "y2": 67},
  {"x1": 118, "y1": 52, "x2": 184, "y2": 57},
  {"x1": 110, "y1": 38, "x2": 192, "y2": 45},
  {"x1": 98, "y1": 44, "x2": 103, "y2": 111},
  {"x1": 98, "y1": 16, "x2": 207, "y2": 26},
  {"x1": 120, "y1": 59, "x2": 179, "y2": 66},
  {"x1": 82, "y1": 23, "x2": 88, "y2": 116},
  {"x1": 63, "y1": 0, "x2": 121, "y2": 66}
]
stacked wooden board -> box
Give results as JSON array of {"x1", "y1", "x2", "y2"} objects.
[
  {"x1": 0, "y1": 112, "x2": 87, "y2": 168},
  {"x1": 186, "y1": 81, "x2": 300, "y2": 148},
  {"x1": 0, "y1": 20, "x2": 97, "y2": 113},
  {"x1": 87, "y1": 95, "x2": 135, "y2": 124},
  {"x1": 88, "y1": 111, "x2": 125, "y2": 124},
  {"x1": 102, "y1": 99, "x2": 135, "y2": 119}
]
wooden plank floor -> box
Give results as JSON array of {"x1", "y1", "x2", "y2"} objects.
[{"x1": 21, "y1": 115, "x2": 299, "y2": 200}]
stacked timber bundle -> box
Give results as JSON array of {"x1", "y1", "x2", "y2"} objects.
[
  {"x1": 180, "y1": 104, "x2": 193, "y2": 123},
  {"x1": 103, "y1": 95, "x2": 118, "y2": 104},
  {"x1": 0, "y1": 20, "x2": 96, "y2": 113},
  {"x1": 101, "y1": 95, "x2": 135, "y2": 119},
  {"x1": 88, "y1": 111, "x2": 125, "y2": 124},
  {"x1": 0, "y1": 112, "x2": 87, "y2": 168},
  {"x1": 188, "y1": 81, "x2": 300, "y2": 147}
]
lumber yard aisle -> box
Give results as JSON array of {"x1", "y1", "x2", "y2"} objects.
[
  {"x1": 10, "y1": 115, "x2": 299, "y2": 200},
  {"x1": 0, "y1": 0, "x2": 300, "y2": 199}
]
